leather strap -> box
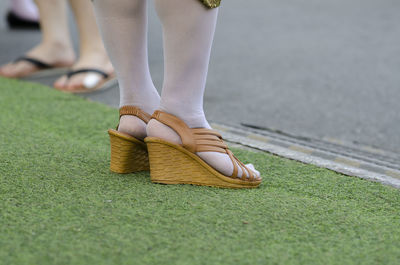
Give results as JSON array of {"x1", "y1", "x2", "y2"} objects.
[
  {"x1": 116, "y1": 106, "x2": 151, "y2": 130},
  {"x1": 14, "y1": 56, "x2": 52, "y2": 69},
  {"x1": 150, "y1": 110, "x2": 257, "y2": 180},
  {"x1": 152, "y1": 110, "x2": 197, "y2": 153},
  {"x1": 119, "y1": 106, "x2": 151, "y2": 124},
  {"x1": 227, "y1": 150, "x2": 238, "y2": 178}
]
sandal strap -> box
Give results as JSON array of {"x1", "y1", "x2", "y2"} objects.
[
  {"x1": 152, "y1": 110, "x2": 197, "y2": 153},
  {"x1": 14, "y1": 56, "x2": 52, "y2": 69},
  {"x1": 151, "y1": 110, "x2": 256, "y2": 180},
  {"x1": 151, "y1": 111, "x2": 228, "y2": 154},
  {"x1": 66, "y1": 68, "x2": 109, "y2": 79},
  {"x1": 227, "y1": 150, "x2": 238, "y2": 178},
  {"x1": 119, "y1": 106, "x2": 151, "y2": 124},
  {"x1": 228, "y1": 150, "x2": 254, "y2": 180}
]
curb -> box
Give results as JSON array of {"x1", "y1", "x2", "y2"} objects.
[{"x1": 211, "y1": 122, "x2": 400, "y2": 189}]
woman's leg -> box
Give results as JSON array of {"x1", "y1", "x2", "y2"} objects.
[
  {"x1": 0, "y1": 0, "x2": 75, "y2": 78},
  {"x1": 154, "y1": 0, "x2": 215, "y2": 129},
  {"x1": 92, "y1": 0, "x2": 160, "y2": 139},
  {"x1": 54, "y1": 0, "x2": 114, "y2": 91},
  {"x1": 148, "y1": 0, "x2": 259, "y2": 178}
]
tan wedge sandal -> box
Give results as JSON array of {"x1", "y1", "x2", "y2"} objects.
[
  {"x1": 144, "y1": 111, "x2": 262, "y2": 189},
  {"x1": 108, "y1": 106, "x2": 151, "y2": 173}
]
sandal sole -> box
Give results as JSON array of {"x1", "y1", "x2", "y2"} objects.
[
  {"x1": 145, "y1": 137, "x2": 262, "y2": 189},
  {"x1": 109, "y1": 129, "x2": 149, "y2": 173},
  {"x1": 20, "y1": 67, "x2": 70, "y2": 80},
  {"x1": 69, "y1": 77, "x2": 117, "y2": 94}
]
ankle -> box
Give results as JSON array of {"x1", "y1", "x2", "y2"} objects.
[
  {"x1": 41, "y1": 38, "x2": 74, "y2": 53},
  {"x1": 120, "y1": 89, "x2": 161, "y2": 116},
  {"x1": 27, "y1": 41, "x2": 75, "y2": 65},
  {"x1": 146, "y1": 108, "x2": 210, "y2": 146},
  {"x1": 79, "y1": 43, "x2": 108, "y2": 60},
  {"x1": 159, "y1": 102, "x2": 210, "y2": 129},
  {"x1": 117, "y1": 97, "x2": 160, "y2": 140},
  {"x1": 146, "y1": 119, "x2": 182, "y2": 145},
  {"x1": 76, "y1": 51, "x2": 110, "y2": 66}
]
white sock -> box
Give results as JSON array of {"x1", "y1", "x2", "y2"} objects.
[
  {"x1": 93, "y1": 0, "x2": 160, "y2": 115},
  {"x1": 154, "y1": 0, "x2": 218, "y2": 129},
  {"x1": 11, "y1": 0, "x2": 39, "y2": 21}
]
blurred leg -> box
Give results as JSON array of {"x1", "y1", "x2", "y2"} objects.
[
  {"x1": 93, "y1": 0, "x2": 160, "y2": 139},
  {"x1": 148, "y1": 0, "x2": 259, "y2": 178},
  {"x1": 35, "y1": 0, "x2": 71, "y2": 51},
  {"x1": 54, "y1": 0, "x2": 113, "y2": 91},
  {"x1": 0, "y1": 0, "x2": 75, "y2": 78}
]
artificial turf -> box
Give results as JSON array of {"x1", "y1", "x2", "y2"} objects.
[{"x1": 0, "y1": 77, "x2": 399, "y2": 265}]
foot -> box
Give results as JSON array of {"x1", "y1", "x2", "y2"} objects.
[
  {"x1": 118, "y1": 115, "x2": 147, "y2": 141},
  {"x1": 0, "y1": 42, "x2": 75, "y2": 78},
  {"x1": 53, "y1": 52, "x2": 114, "y2": 92},
  {"x1": 117, "y1": 104, "x2": 159, "y2": 141},
  {"x1": 146, "y1": 118, "x2": 261, "y2": 179}
]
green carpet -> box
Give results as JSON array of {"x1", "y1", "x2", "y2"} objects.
[{"x1": 0, "y1": 77, "x2": 399, "y2": 265}]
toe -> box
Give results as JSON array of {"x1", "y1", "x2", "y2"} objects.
[
  {"x1": 64, "y1": 73, "x2": 103, "y2": 92},
  {"x1": 53, "y1": 75, "x2": 68, "y2": 90},
  {"x1": 0, "y1": 67, "x2": 9, "y2": 77},
  {"x1": 7, "y1": 61, "x2": 36, "y2": 78},
  {"x1": 66, "y1": 78, "x2": 82, "y2": 90},
  {"x1": 82, "y1": 73, "x2": 102, "y2": 89},
  {"x1": 245, "y1": 163, "x2": 261, "y2": 179},
  {"x1": 246, "y1": 163, "x2": 255, "y2": 170},
  {"x1": 0, "y1": 63, "x2": 17, "y2": 77},
  {"x1": 252, "y1": 169, "x2": 261, "y2": 179}
]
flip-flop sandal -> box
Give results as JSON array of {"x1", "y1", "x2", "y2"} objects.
[
  {"x1": 108, "y1": 106, "x2": 152, "y2": 173},
  {"x1": 6, "y1": 11, "x2": 40, "y2": 30},
  {"x1": 11, "y1": 56, "x2": 70, "y2": 80},
  {"x1": 144, "y1": 111, "x2": 262, "y2": 189},
  {"x1": 57, "y1": 68, "x2": 117, "y2": 94}
]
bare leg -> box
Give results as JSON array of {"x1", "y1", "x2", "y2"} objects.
[
  {"x1": 148, "y1": 0, "x2": 259, "y2": 178},
  {"x1": 92, "y1": 0, "x2": 160, "y2": 139},
  {"x1": 54, "y1": 0, "x2": 113, "y2": 91},
  {"x1": 0, "y1": 0, "x2": 75, "y2": 78}
]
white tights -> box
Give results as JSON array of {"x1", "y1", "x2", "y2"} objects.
[
  {"x1": 93, "y1": 0, "x2": 259, "y2": 178},
  {"x1": 93, "y1": 0, "x2": 160, "y2": 114},
  {"x1": 155, "y1": 0, "x2": 218, "y2": 129}
]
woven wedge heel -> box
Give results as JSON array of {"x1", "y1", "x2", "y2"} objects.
[
  {"x1": 109, "y1": 130, "x2": 149, "y2": 173},
  {"x1": 108, "y1": 106, "x2": 151, "y2": 173},
  {"x1": 145, "y1": 111, "x2": 262, "y2": 189},
  {"x1": 146, "y1": 138, "x2": 260, "y2": 188}
]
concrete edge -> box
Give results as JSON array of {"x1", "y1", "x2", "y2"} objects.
[{"x1": 211, "y1": 122, "x2": 400, "y2": 189}]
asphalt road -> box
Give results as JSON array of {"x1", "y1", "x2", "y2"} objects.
[{"x1": 1, "y1": 0, "x2": 399, "y2": 155}]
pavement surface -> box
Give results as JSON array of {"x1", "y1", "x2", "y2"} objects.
[{"x1": 1, "y1": 0, "x2": 399, "y2": 157}]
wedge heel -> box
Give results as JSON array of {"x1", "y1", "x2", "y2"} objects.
[
  {"x1": 145, "y1": 137, "x2": 261, "y2": 189},
  {"x1": 109, "y1": 129, "x2": 149, "y2": 173}
]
